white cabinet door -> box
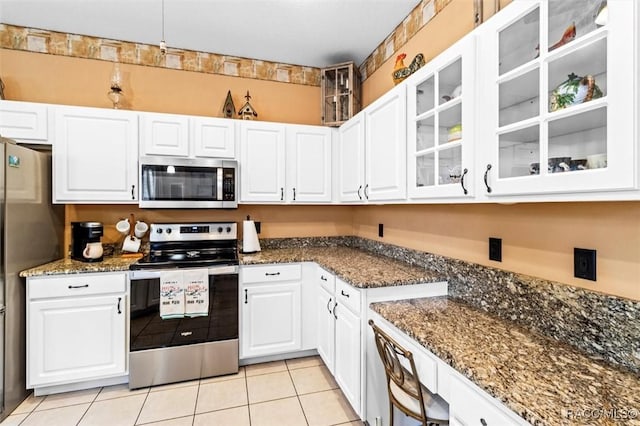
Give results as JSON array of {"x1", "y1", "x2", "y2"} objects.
[
  {"x1": 317, "y1": 285, "x2": 335, "y2": 374},
  {"x1": 53, "y1": 106, "x2": 138, "y2": 203},
  {"x1": 241, "y1": 282, "x2": 302, "y2": 358},
  {"x1": 334, "y1": 299, "x2": 361, "y2": 414},
  {"x1": 28, "y1": 294, "x2": 126, "y2": 387},
  {"x1": 365, "y1": 85, "x2": 407, "y2": 201},
  {"x1": 286, "y1": 125, "x2": 332, "y2": 203},
  {"x1": 239, "y1": 121, "x2": 286, "y2": 202},
  {"x1": 478, "y1": 0, "x2": 636, "y2": 196},
  {"x1": 407, "y1": 34, "x2": 476, "y2": 199},
  {"x1": 140, "y1": 112, "x2": 189, "y2": 156},
  {"x1": 192, "y1": 117, "x2": 236, "y2": 158},
  {"x1": 0, "y1": 100, "x2": 49, "y2": 143},
  {"x1": 338, "y1": 112, "x2": 366, "y2": 202}
]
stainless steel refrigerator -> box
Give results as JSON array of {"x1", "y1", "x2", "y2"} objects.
[{"x1": 0, "y1": 138, "x2": 63, "y2": 421}]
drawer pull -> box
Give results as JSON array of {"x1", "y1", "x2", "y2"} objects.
[
  {"x1": 265, "y1": 272, "x2": 281, "y2": 276},
  {"x1": 68, "y1": 284, "x2": 89, "y2": 289},
  {"x1": 483, "y1": 164, "x2": 492, "y2": 193},
  {"x1": 340, "y1": 290, "x2": 350, "y2": 298},
  {"x1": 326, "y1": 298, "x2": 332, "y2": 313},
  {"x1": 480, "y1": 419, "x2": 487, "y2": 426},
  {"x1": 117, "y1": 297, "x2": 122, "y2": 314},
  {"x1": 320, "y1": 275, "x2": 327, "y2": 281},
  {"x1": 460, "y1": 167, "x2": 469, "y2": 195}
]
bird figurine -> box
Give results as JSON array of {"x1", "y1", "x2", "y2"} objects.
[
  {"x1": 392, "y1": 53, "x2": 426, "y2": 85},
  {"x1": 549, "y1": 22, "x2": 576, "y2": 51}
]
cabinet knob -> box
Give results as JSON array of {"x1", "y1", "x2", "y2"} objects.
[{"x1": 483, "y1": 164, "x2": 493, "y2": 193}]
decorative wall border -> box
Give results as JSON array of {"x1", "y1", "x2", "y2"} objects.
[
  {"x1": 0, "y1": 23, "x2": 321, "y2": 86},
  {"x1": 358, "y1": 0, "x2": 454, "y2": 81}
]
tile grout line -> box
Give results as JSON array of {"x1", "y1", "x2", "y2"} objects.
[
  {"x1": 245, "y1": 367, "x2": 253, "y2": 426},
  {"x1": 133, "y1": 386, "x2": 152, "y2": 426},
  {"x1": 190, "y1": 380, "x2": 200, "y2": 426},
  {"x1": 287, "y1": 360, "x2": 310, "y2": 426}
]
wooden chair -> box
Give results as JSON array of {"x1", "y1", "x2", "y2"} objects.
[{"x1": 369, "y1": 320, "x2": 449, "y2": 426}]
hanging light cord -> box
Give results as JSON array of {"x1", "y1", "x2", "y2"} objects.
[
  {"x1": 160, "y1": 0, "x2": 167, "y2": 54},
  {"x1": 162, "y1": 0, "x2": 165, "y2": 41}
]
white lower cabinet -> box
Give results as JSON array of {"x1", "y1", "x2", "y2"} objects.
[
  {"x1": 27, "y1": 272, "x2": 127, "y2": 391},
  {"x1": 334, "y1": 295, "x2": 361, "y2": 411},
  {"x1": 240, "y1": 264, "x2": 302, "y2": 358},
  {"x1": 317, "y1": 285, "x2": 335, "y2": 372}
]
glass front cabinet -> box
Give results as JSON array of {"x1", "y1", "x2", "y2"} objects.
[
  {"x1": 407, "y1": 35, "x2": 476, "y2": 199},
  {"x1": 321, "y1": 62, "x2": 362, "y2": 127},
  {"x1": 477, "y1": 0, "x2": 636, "y2": 197}
]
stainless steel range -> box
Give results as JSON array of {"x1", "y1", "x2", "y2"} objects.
[{"x1": 128, "y1": 222, "x2": 238, "y2": 389}]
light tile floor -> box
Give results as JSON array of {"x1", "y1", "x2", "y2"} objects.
[{"x1": 1, "y1": 356, "x2": 362, "y2": 426}]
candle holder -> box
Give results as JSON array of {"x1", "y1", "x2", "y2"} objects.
[{"x1": 107, "y1": 61, "x2": 124, "y2": 109}]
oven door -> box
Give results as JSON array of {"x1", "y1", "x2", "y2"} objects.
[
  {"x1": 139, "y1": 156, "x2": 237, "y2": 208},
  {"x1": 129, "y1": 266, "x2": 238, "y2": 352}
]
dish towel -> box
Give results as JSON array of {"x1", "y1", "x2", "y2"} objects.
[
  {"x1": 160, "y1": 270, "x2": 185, "y2": 319},
  {"x1": 184, "y1": 268, "x2": 209, "y2": 317}
]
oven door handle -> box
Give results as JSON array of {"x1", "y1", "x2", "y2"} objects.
[{"x1": 129, "y1": 265, "x2": 239, "y2": 280}]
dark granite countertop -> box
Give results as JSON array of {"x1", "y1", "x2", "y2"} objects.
[
  {"x1": 240, "y1": 246, "x2": 446, "y2": 288},
  {"x1": 370, "y1": 297, "x2": 640, "y2": 426}
]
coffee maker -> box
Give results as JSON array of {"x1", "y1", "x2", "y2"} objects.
[{"x1": 71, "y1": 222, "x2": 104, "y2": 262}]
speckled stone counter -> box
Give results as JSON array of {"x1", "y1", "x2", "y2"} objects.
[
  {"x1": 20, "y1": 257, "x2": 139, "y2": 277},
  {"x1": 371, "y1": 297, "x2": 640, "y2": 426},
  {"x1": 240, "y1": 246, "x2": 446, "y2": 289}
]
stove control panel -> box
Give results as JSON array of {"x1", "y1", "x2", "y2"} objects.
[{"x1": 149, "y1": 222, "x2": 237, "y2": 242}]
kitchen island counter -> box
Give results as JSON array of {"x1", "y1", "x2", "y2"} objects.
[
  {"x1": 241, "y1": 246, "x2": 445, "y2": 288},
  {"x1": 370, "y1": 297, "x2": 640, "y2": 426}
]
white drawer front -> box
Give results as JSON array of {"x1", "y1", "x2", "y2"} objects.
[
  {"x1": 335, "y1": 278, "x2": 361, "y2": 314},
  {"x1": 317, "y1": 267, "x2": 335, "y2": 293},
  {"x1": 450, "y1": 375, "x2": 525, "y2": 425},
  {"x1": 242, "y1": 264, "x2": 301, "y2": 283},
  {"x1": 28, "y1": 273, "x2": 126, "y2": 299}
]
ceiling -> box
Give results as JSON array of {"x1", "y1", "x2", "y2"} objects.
[{"x1": 0, "y1": 0, "x2": 422, "y2": 68}]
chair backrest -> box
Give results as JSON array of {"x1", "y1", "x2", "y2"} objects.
[{"x1": 369, "y1": 319, "x2": 427, "y2": 420}]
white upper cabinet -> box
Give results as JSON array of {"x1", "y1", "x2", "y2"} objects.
[
  {"x1": 338, "y1": 111, "x2": 366, "y2": 202},
  {"x1": 240, "y1": 121, "x2": 332, "y2": 203},
  {"x1": 240, "y1": 121, "x2": 287, "y2": 202},
  {"x1": 53, "y1": 106, "x2": 138, "y2": 203},
  {"x1": 140, "y1": 112, "x2": 190, "y2": 156},
  {"x1": 365, "y1": 85, "x2": 407, "y2": 201},
  {"x1": 286, "y1": 124, "x2": 332, "y2": 203},
  {"x1": 406, "y1": 34, "x2": 476, "y2": 199},
  {"x1": 0, "y1": 100, "x2": 49, "y2": 143},
  {"x1": 477, "y1": 0, "x2": 636, "y2": 197},
  {"x1": 192, "y1": 116, "x2": 236, "y2": 158},
  {"x1": 141, "y1": 112, "x2": 235, "y2": 158}
]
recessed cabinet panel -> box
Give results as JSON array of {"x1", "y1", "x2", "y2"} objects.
[
  {"x1": 141, "y1": 113, "x2": 189, "y2": 156},
  {"x1": 338, "y1": 113, "x2": 366, "y2": 202},
  {"x1": 239, "y1": 122, "x2": 286, "y2": 202},
  {"x1": 0, "y1": 101, "x2": 48, "y2": 142},
  {"x1": 287, "y1": 126, "x2": 332, "y2": 203},
  {"x1": 192, "y1": 117, "x2": 235, "y2": 158}
]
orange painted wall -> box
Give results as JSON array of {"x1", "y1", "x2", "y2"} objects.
[
  {"x1": 357, "y1": 0, "x2": 639, "y2": 301},
  {"x1": 0, "y1": 49, "x2": 320, "y2": 124}
]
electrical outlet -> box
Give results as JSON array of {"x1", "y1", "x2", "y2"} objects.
[
  {"x1": 574, "y1": 248, "x2": 596, "y2": 281},
  {"x1": 489, "y1": 237, "x2": 502, "y2": 262},
  {"x1": 254, "y1": 221, "x2": 261, "y2": 234},
  {"x1": 378, "y1": 224, "x2": 384, "y2": 238}
]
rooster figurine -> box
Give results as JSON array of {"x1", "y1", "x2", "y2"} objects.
[
  {"x1": 392, "y1": 53, "x2": 426, "y2": 85},
  {"x1": 549, "y1": 22, "x2": 576, "y2": 51}
]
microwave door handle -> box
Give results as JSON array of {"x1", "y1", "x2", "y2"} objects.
[{"x1": 217, "y1": 168, "x2": 223, "y2": 201}]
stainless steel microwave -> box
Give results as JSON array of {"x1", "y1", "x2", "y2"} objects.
[{"x1": 139, "y1": 156, "x2": 237, "y2": 208}]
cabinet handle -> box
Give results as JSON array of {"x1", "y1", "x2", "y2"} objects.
[
  {"x1": 357, "y1": 185, "x2": 363, "y2": 200},
  {"x1": 265, "y1": 272, "x2": 281, "y2": 276},
  {"x1": 131, "y1": 184, "x2": 135, "y2": 200},
  {"x1": 244, "y1": 289, "x2": 248, "y2": 304},
  {"x1": 483, "y1": 164, "x2": 492, "y2": 193},
  {"x1": 117, "y1": 297, "x2": 122, "y2": 314},
  {"x1": 333, "y1": 302, "x2": 338, "y2": 319},
  {"x1": 340, "y1": 290, "x2": 350, "y2": 298},
  {"x1": 280, "y1": 187, "x2": 284, "y2": 201},
  {"x1": 480, "y1": 419, "x2": 487, "y2": 426},
  {"x1": 293, "y1": 187, "x2": 296, "y2": 201},
  {"x1": 320, "y1": 275, "x2": 327, "y2": 281},
  {"x1": 364, "y1": 184, "x2": 369, "y2": 199},
  {"x1": 460, "y1": 168, "x2": 469, "y2": 195},
  {"x1": 326, "y1": 298, "x2": 332, "y2": 313},
  {"x1": 68, "y1": 284, "x2": 89, "y2": 289}
]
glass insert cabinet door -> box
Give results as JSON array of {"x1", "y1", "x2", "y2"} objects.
[
  {"x1": 480, "y1": 0, "x2": 635, "y2": 196},
  {"x1": 321, "y1": 62, "x2": 362, "y2": 127},
  {"x1": 406, "y1": 34, "x2": 476, "y2": 199}
]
